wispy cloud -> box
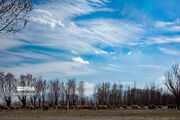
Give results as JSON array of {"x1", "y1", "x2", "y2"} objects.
[
  {"x1": 147, "y1": 19, "x2": 180, "y2": 45},
  {"x1": 95, "y1": 49, "x2": 108, "y2": 54},
  {"x1": 30, "y1": 0, "x2": 110, "y2": 28},
  {"x1": 16, "y1": 19, "x2": 144, "y2": 55},
  {"x1": 0, "y1": 37, "x2": 24, "y2": 50},
  {"x1": 1, "y1": 61, "x2": 93, "y2": 77},
  {"x1": 0, "y1": 0, "x2": 112, "y2": 78},
  {"x1": 103, "y1": 64, "x2": 123, "y2": 72},
  {"x1": 158, "y1": 47, "x2": 180, "y2": 56},
  {"x1": 3, "y1": 0, "x2": 145, "y2": 57},
  {"x1": 155, "y1": 19, "x2": 180, "y2": 32},
  {"x1": 136, "y1": 64, "x2": 163, "y2": 69},
  {"x1": 147, "y1": 36, "x2": 180, "y2": 44},
  {"x1": 1, "y1": 0, "x2": 180, "y2": 84}
]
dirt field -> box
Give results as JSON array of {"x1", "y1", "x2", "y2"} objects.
[{"x1": 0, "y1": 109, "x2": 179, "y2": 120}]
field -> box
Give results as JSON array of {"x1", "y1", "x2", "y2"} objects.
[{"x1": 0, "y1": 109, "x2": 180, "y2": 120}]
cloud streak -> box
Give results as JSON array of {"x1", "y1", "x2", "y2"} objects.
[
  {"x1": 155, "y1": 19, "x2": 180, "y2": 32},
  {"x1": 1, "y1": 61, "x2": 94, "y2": 77},
  {"x1": 147, "y1": 36, "x2": 180, "y2": 44},
  {"x1": 158, "y1": 47, "x2": 180, "y2": 56},
  {"x1": 0, "y1": 37, "x2": 24, "y2": 50}
]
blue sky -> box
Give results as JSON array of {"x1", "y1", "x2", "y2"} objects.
[{"x1": 1, "y1": 0, "x2": 180, "y2": 95}]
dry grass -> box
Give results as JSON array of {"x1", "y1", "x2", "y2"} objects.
[{"x1": 0, "y1": 109, "x2": 179, "y2": 117}]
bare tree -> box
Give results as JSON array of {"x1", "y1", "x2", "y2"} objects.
[
  {"x1": 36, "y1": 78, "x2": 48, "y2": 107},
  {"x1": 118, "y1": 84, "x2": 123, "y2": 105},
  {"x1": 60, "y1": 82, "x2": 65, "y2": 105},
  {"x1": 53, "y1": 80, "x2": 60, "y2": 106},
  {"x1": 41, "y1": 79, "x2": 48, "y2": 107},
  {"x1": 48, "y1": 83, "x2": 54, "y2": 107},
  {"x1": 164, "y1": 64, "x2": 180, "y2": 109},
  {"x1": 36, "y1": 78, "x2": 42, "y2": 107},
  {"x1": 149, "y1": 82, "x2": 156, "y2": 105},
  {"x1": 93, "y1": 82, "x2": 110, "y2": 105},
  {"x1": 0, "y1": 0, "x2": 33, "y2": 34},
  {"x1": 66, "y1": 79, "x2": 77, "y2": 106},
  {"x1": 30, "y1": 77, "x2": 38, "y2": 107},
  {"x1": 18, "y1": 74, "x2": 35, "y2": 107},
  {"x1": 78, "y1": 81, "x2": 85, "y2": 105},
  {"x1": 0, "y1": 72, "x2": 179, "y2": 108},
  {"x1": 0, "y1": 72, "x2": 16, "y2": 107},
  {"x1": 48, "y1": 80, "x2": 60, "y2": 106},
  {"x1": 110, "y1": 83, "x2": 118, "y2": 105}
]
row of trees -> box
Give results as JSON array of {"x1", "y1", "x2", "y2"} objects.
[
  {"x1": 93, "y1": 82, "x2": 176, "y2": 106},
  {"x1": 0, "y1": 64, "x2": 179, "y2": 109},
  {"x1": 0, "y1": 73, "x2": 86, "y2": 108}
]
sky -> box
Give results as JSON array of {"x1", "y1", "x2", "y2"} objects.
[{"x1": 0, "y1": 0, "x2": 180, "y2": 96}]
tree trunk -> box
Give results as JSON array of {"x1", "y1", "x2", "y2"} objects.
[
  {"x1": 42, "y1": 95, "x2": 45, "y2": 107},
  {"x1": 33, "y1": 97, "x2": 36, "y2": 107},
  {"x1": 6, "y1": 100, "x2": 11, "y2": 107},
  {"x1": 38, "y1": 98, "x2": 41, "y2": 108},
  {"x1": 176, "y1": 96, "x2": 180, "y2": 109},
  {"x1": 21, "y1": 97, "x2": 26, "y2": 108},
  {"x1": 22, "y1": 100, "x2": 26, "y2": 107},
  {"x1": 31, "y1": 98, "x2": 33, "y2": 105},
  {"x1": 55, "y1": 98, "x2": 58, "y2": 106}
]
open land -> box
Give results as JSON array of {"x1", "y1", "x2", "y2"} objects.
[{"x1": 0, "y1": 109, "x2": 179, "y2": 120}]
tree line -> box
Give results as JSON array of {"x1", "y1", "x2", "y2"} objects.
[
  {"x1": 0, "y1": 64, "x2": 179, "y2": 109},
  {"x1": 0, "y1": 74, "x2": 86, "y2": 108}
]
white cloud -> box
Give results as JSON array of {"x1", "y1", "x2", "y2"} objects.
[
  {"x1": 127, "y1": 52, "x2": 132, "y2": 56},
  {"x1": 0, "y1": 0, "x2": 148, "y2": 80},
  {"x1": 136, "y1": 64, "x2": 163, "y2": 69},
  {"x1": 3, "y1": 50, "x2": 53, "y2": 60},
  {"x1": 85, "y1": 82, "x2": 95, "y2": 96},
  {"x1": 72, "y1": 57, "x2": 89, "y2": 64},
  {"x1": 155, "y1": 21, "x2": 174, "y2": 27},
  {"x1": 31, "y1": 17, "x2": 57, "y2": 28},
  {"x1": 11, "y1": 0, "x2": 144, "y2": 56},
  {"x1": 158, "y1": 47, "x2": 180, "y2": 56},
  {"x1": 103, "y1": 64, "x2": 123, "y2": 72},
  {"x1": 31, "y1": 8, "x2": 65, "y2": 28},
  {"x1": 0, "y1": 55, "x2": 22, "y2": 66},
  {"x1": 112, "y1": 81, "x2": 134, "y2": 86},
  {"x1": 78, "y1": 19, "x2": 144, "y2": 46},
  {"x1": 40, "y1": 19, "x2": 143, "y2": 53},
  {"x1": 17, "y1": 18, "x2": 144, "y2": 55},
  {"x1": 150, "y1": 19, "x2": 180, "y2": 45},
  {"x1": 34, "y1": 9, "x2": 53, "y2": 17},
  {"x1": 30, "y1": 0, "x2": 110, "y2": 29},
  {"x1": 0, "y1": 37, "x2": 24, "y2": 50},
  {"x1": 95, "y1": 49, "x2": 108, "y2": 54},
  {"x1": 1, "y1": 61, "x2": 93, "y2": 77},
  {"x1": 147, "y1": 36, "x2": 180, "y2": 44},
  {"x1": 166, "y1": 26, "x2": 180, "y2": 32},
  {"x1": 155, "y1": 19, "x2": 180, "y2": 32}
]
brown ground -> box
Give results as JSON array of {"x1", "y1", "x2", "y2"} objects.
[{"x1": 0, "y1": 109, "x2": 179, "y2": 120}]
